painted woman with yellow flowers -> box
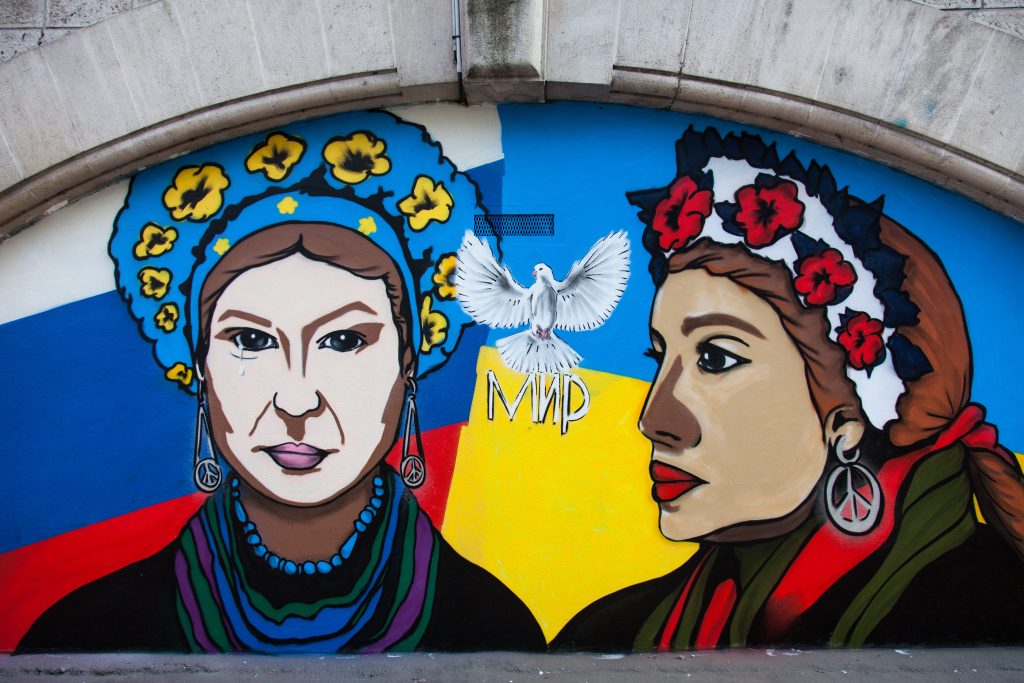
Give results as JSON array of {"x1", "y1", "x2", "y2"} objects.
[{"x1": 19, "y1": 112, "x2": 543, "y2": 653}]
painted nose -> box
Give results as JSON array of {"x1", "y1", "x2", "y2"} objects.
[
  {"x1": 272, "y1": 383, "x2": 323, "y2": 418},
  {"x1": 638, "y1": 356, "x2": 701, "y2": 450}
]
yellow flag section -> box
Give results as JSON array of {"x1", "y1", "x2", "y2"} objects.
[{"x1": 442, "y1": 348, "x2": 696, "y2": 642}]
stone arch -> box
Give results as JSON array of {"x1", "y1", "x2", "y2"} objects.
[{"x1": 0, "y1": 0, "x2": 1020, "y2": 239}]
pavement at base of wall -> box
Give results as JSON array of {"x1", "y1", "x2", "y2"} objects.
[{"x1": 2, "y1": 649, "x2": 1024, "y2": 681}]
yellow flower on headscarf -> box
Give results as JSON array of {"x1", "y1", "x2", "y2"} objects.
[
  {"x1": 432, "y1": 253, "x2": 458, "y2": 300},
  {"x1": 358, "y1": 216, "x2": 377, "y2": 236},
  {"x1": 133, "y1": 223, "x2": 177, "y2": 259},
  {"x1": 277, "y1": 196, "x2": 299, "y2": 214},
  {"x1": 165, "y1": 362, "x2": 194, "y2": 388},
  {"x1": 138, "y1": 267, "x2": 172, "y2": 300},
  {"x1": 399, "y1": 175, "x2": 453, "y2": 231},
  {"x1": 162, "y1": 164, "x2": 230, "y2": 222},
  {"x1": 419, "y1": 295, "x2": 448, "y2": 353},
  {"x1": 323, "y1": 132, "x2": 391, "y2": 184},
  {"x1": 245, "y1": 132, "x2": 306, "y2": 182},
  {"x1": 154, "y1": 303, "x2": 179, "y2": 332}
]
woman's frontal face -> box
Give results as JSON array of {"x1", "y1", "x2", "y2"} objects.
[
  {"x1": 642, "y1": 269, "x2": 826, "y2": 541},
  {"x1": 205, "y1": 253, "x2": 404, "y2": 507}
]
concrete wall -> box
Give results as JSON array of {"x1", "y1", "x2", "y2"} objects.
[
  {"x1": 4, "y1": 0, "x2": 1021, "y2": 63},
  {"x1": 0, "y1": 0, "x2": 1020, "y2": 242}
]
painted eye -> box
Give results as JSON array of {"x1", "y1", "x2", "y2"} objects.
[
  {"x1": 644, "y1": 346, "x2": 665, "y2": 364},
  {"x1": 696, "y1": 341, "x2": 749, "y2": 374},
  {"x1": 318, "y1": 330, "x2": 366, "y2": 353},
  {"x1": 231, "y1": 329, "x2": 278, "y2": 352}
]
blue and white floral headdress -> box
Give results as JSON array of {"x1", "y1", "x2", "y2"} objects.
[
  {"x1": 110, "y1": 111, "x2": 482, "y2": 392},
  {"x1": 630, "y1": 127, "x2": 932, "y2": 430}
]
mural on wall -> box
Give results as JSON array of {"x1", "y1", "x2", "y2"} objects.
[
  {"x1": 2, "y1": 103, "x2": 1023, "y2": 653},
  {"x1": 552, "y1": 127, "x2": 1024, "y2": 650},
  {"x1": 16, "y1": 112, "x2": 545, "y2": 653}
]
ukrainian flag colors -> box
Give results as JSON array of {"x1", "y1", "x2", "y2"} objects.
[{"x1": 443, "y1": 348, "x2": 696, "y2": 640}]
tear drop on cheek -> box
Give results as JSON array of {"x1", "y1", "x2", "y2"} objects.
[{"x1": 239, "y1": 355, "x2": 246, "y2": 376}]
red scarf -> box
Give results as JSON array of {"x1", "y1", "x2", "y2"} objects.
[{"x1": 759, "y1": 404, "x2": 1014, "y2": 640}]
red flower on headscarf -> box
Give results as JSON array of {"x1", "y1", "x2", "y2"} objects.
[
  {"x1": 652, "y1": 176, "x2": 713, "y2": 251},
  {"x1": 794, "y1": 249, "x2": 857, "y2": 306},
  {"x1": 734, "y1": 178, "x2": 804, "y2": 247},
  {"x1": 837, "y1": 312, "x2": 885, "y2": 370}
]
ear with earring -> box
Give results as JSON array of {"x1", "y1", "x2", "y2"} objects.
[
  {"x1": 824, "y1": 432, "x2": 882, "y2": 535},
  {"x1": 399, "y1": 378, "x2": 426, "y2": 488},
  {"x1": 192, "y1": 367, "x2": 223, "y2": 492}
]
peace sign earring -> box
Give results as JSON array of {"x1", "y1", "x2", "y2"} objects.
[
  {"x1": 399, "y1": 379, "x2": 426, "y2": 489},
  {"x1": 825, "y1": 434, "x2": 882, "y2": 535},
  {"x1": 192, "y1": 376, "x2": 223, "y2": 492}
]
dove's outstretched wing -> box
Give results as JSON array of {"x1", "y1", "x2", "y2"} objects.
[
  {"x1": 554, "y1": 231, "x2": 630, "y2": 331},
  {"x1": 456, "y1": 231, "x2": 531, "y2": 328}
]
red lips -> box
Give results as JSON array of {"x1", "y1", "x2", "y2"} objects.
[{"x1": 649, "y1": 461, "x2": 706, "y2": 503}]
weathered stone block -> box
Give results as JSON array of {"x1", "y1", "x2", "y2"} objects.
[
  {"x1": 0, "y1": 129, "x2": 24, "y2": 188},
  {"x1": 546, "y1": 0, "x2": 616, "y2": 86},
  {"x1": 681, "y1": 0, "x2": 760, "y2": 84},
  {"x1": 463, "y1": 0, "x2": 543, "y2": 80},
  {"x1": 391, "y1": 0, "x2": 457, "y2": 88},
  {"x1": 40, "y1": 21, "x2": 141, "y2": 150},
  {"x1": 47, "y1": 0, "x2": 131, "y2": 28},
  {"x1": 0, "y1": 0, "x2": 44, "y2": 27},
  {"x1": 0, "y1": 49, "x2": 80, "y2": 176},
  {"x1": 0, "y1": 28, "x2": 41, "y2": 62},
  {"x1": 615, "y1": 0, "x2": 689, "y2": 72},
  {"x1": 883, "y1": 11, "x2": 992, "y2": 142},
  {"x1": 747, "y1": 0, "x2": 842, "y2": 99},
  {"x1": 249, "y1": 0, "x2": 330, "y2": 89},
  {"x1": 170, "y1": 0, "x2": 265, "y2": 105},
  {"x1": 105, "y1": 1, "x2": 203, "y2": 124},
  {"x1": 817, "y1": 0, "x2": 922, "y2": 118},
  {"x1": 965, "y1": 8, "x2": 1024, "y2": 38},
  {"x1": 947, "y1": 31, "x2": 1024, "y2": 170},
  {"x1": 320, "y1": 0, "x2": 395, "y2": 76}
]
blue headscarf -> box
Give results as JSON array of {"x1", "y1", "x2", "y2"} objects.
[{"x1": 110, "y1": 111, "x2": 482, "y2": 391}]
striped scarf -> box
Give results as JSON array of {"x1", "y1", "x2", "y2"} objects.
[{"x1": 174, "y1": 469, "x2": 439, "y2": 653}]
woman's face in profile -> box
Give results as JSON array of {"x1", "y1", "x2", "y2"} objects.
[
  {"x1": 204, "y1": 253, "x2": 405, "y2": 507},
  {"x1": 642, "y1": 269, "x2": 826, "y2": 541}
]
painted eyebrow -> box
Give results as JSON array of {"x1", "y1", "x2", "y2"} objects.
[
  {"x1": 216, "y1": 309, "x2": 272, "y2": 327},
  {"x1": 302, "y1": 301, "x2": 380, "y2": 347},
  {"x1": 681, "y1": 313, "x2": 765, "y2": 339}
]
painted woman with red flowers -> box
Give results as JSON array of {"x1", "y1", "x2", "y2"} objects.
[{"x1": 553, "y1": 127, "x2": 1024, "y2": 650}]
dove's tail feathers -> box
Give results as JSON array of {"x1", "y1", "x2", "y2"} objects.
[{"x1": 497, "y1": 330, "x2": 581, "y2": 375}]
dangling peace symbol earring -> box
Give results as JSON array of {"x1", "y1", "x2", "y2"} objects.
[
  {"x1": 400, "y1": 379, "x2": 426, "y2": 489},
  {"x1": 192, "y1": 373, "x2": 223, "y2": 493},
  {"x1": 824, "y1": 434, "x2": 882, "y2": 535}
]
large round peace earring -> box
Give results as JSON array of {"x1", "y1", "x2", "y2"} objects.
[
  {"x1": 192, "y1": 376, "x2": 223, "y2": 492},
  {"x1": 824, "y1": 434, "x2": 882, "y2": 535},
  {"x1": 400, "y1": 379, "x2": 426, "y2": 489}
]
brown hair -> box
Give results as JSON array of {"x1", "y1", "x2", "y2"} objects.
[
  {"x1": 666, "y1": 217, "x2": 1024, "y2": 561},
  {"x1": 194, "y1": 222, "x2": 414, "y2": 375}
]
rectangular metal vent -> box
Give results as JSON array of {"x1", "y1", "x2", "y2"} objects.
[{"x1": 473, "y1": 213, "x2": 554, "y2": 237}]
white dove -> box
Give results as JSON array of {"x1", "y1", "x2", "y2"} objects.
[{"x1": 456, "y1": 230, "x2": 630, "y2": 374}]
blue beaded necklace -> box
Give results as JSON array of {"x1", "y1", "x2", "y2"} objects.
[{"x1": 230, "y1": 475, "x2": 386, "y2": 576}]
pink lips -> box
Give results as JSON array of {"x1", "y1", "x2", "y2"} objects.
[{"x1": 264, "y1": 443, "x2": 327, "y2": 470}]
